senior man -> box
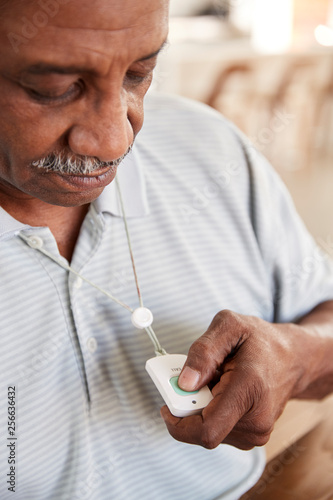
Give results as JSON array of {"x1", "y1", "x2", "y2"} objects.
[{"x1": 1, "y1": 0, "x2": 333, "y2": 499}]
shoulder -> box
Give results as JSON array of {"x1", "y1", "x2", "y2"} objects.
[
  {"x1": 138, "y1": 92, "x2": 290, "y2": 200},
  {"x1": 140, "y1": 92, "x2": 281, "y2": 189},
  {"x1": 140, "y1": 91, "x2": 246, "y2": 161},
  {"x1": 143, "y1": 91, "x2": 234, "y2": 131},
  {"x1": 144, "y1": 91, "x2": 223, "y2": 117}
]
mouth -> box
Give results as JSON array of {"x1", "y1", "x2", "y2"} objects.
[
  {"x1": 41, "y1": 163, "x2": 118, "y2": 191},
  {"x1": 62, "y1": 163, "x2": 118, "y2": 178},
  {"x1": 29, "y1": 146, "x2": 132, "y2": 197}
]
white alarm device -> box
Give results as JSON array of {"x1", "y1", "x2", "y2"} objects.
[{"x1": 145, "y1": 354, "x2": 213, "y2": 417}]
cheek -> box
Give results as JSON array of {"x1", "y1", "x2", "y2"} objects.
[
  {"x1": 129, "y1": 106, "x2": 144, "y2": 139},
  {"x1": 126, "y1": 80, "x2": 152, "y2": 136},
  {"x1": 0, "y1": 98, "x2": 67, "y2": 166},
  {"x1": 0, "y1": 112, "x2": 68, "y2": 194}
]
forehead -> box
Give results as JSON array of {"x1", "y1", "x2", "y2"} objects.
[{"x1": 0, "y1": 0, "x2": 169, "y2": 71}]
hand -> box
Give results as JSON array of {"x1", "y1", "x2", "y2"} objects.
[{"x1": 161, "y1": 309, "x2": 310, "y2": 450}]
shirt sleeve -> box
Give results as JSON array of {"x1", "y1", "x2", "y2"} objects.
[{"x1": 237, "y1": 132, "x2": 333, "y2": 323}]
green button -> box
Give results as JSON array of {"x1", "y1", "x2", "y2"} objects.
[{"x1": 169, "y1": 376, "x2": 199, "y2": 396}]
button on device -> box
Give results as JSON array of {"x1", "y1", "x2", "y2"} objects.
[
  {"x1": 169, "y1": 376, "x2": 199, "y2": 396},
  {"x1": 146, "y1": 354, "x2": 213, "y2": 417},
  {"x1": 87, "y1": 337, "x2": 98, "y2": 353}
]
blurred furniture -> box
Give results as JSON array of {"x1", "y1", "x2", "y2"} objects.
[
  {"x1": 206, "y1": 63, "x2": 255, "y2": 133},
  {"x1": 155, "y1": 40, "x2": 333, "y2": 236},
  {"x1": 204, "y1": 51, "x2": 333, "y2": 172},
  {"x1": 156, "y1": 39, "x2": 333, "y2": 173}
]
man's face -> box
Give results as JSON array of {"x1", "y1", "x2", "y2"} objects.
[{"x1": 0, "y1": 0, "x2": 168, "y2": 207}]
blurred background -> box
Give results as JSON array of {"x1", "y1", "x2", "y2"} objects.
[{"x1": 154, "y1": 0, "x2": 333, "y2": 244}]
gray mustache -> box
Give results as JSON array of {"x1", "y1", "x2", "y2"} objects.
[{"x1": 31, "y1": 147, "x2": 132, "y2": 175}]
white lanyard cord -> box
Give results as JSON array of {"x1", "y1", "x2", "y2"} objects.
[
  {"x1": 115, "y1": 175, "x2": 143, "y2": 308},
  {"x1": 19, "y1": 232, "x2": 133, "y2": 311},
  {"x1": 114, "y1": 174, "x2": 166, "y2": 355},
  {"x1": 18, "y1": 177, "x2": 166, "y2": 356}
]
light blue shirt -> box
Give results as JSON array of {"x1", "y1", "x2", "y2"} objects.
[{"x1": 0, "y1": 92, "x2": 332, "y2": 499}]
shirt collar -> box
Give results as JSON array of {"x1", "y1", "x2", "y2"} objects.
[
  {"x1": 0, "y1": 208, "x2": 30, "y2": 242},
  {"x1": 93, "y1": 145, "x2": 150, "y2": 218}
]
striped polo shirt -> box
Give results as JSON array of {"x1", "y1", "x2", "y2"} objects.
[{"x1": 1, "y1": 92, "x2": 333, "y2": 500}]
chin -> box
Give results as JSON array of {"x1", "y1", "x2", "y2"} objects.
[{"x1": 40, "y1": 187, "x2": 106, "y2": 208}]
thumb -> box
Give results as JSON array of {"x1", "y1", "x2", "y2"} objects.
[
  {"x1": 178, "y1": 310, "x2": 246, "y2": 392},
  {"x1": 178, "y1": 337, "x2": 222, "y2": 392},
  {"x1": 178, "y1": 366, "x2": 202, "y2": 392}
]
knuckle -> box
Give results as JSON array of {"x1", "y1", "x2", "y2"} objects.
[
  {"x1": 255, "y1": 433, "x2": 271, "y2": 447},
  {"x1": 244, "y1": 419, "x2": 274, "y2": 447},
  {"x1": 239, "y1": 444, "x2": 255, "y2": 451},
  {"x1": 190, "y1": 336, "x2": 218, "y2": 363},
  {"x1": 214, "y1": 309, "x2": 238, "y2": 326},
  {"x1": 200, "y1": 427, "x2": 221, "y2": 450},
  {"x1": 230, "y1": 427, "x2": 272, "y2": 450},
  {"x1": 247, "y1": 431, "x2": 271, "y2": 448},
  {"x1": 211, "y1": 309, "x2": 250, "y2": 346}
]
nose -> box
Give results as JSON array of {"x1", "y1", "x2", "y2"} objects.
[{"x1": 67, "y1": 91, "x2": 133, "y2": 162}]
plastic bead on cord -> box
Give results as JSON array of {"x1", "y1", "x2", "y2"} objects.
[{"x1": 131, "y1": 307, "x2": 154, "y2": 329}]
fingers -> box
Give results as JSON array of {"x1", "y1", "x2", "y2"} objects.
[
  {"x1": 161, "y1": 369, "x2": 262, "y2": 450},
  {"x1": 161, "y1": 400, "x2": 272, "y2": 450}
]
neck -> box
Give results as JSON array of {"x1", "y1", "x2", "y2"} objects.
[{"x1": 1, "y1": 198, "x2": 89, "y2": 261}]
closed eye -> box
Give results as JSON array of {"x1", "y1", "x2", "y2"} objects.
[
  {"x1": 124, "y1": 69, "x2": 154, "y2": 86},
  {"x1": 25, "y1": 81, "x2": 83, "y2": 105}
]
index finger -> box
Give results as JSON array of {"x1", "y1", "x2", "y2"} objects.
[{"x1": 161, "y1": 370, "x2": 249, "y2": 449}]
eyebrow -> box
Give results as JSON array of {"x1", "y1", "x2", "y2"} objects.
[{"x1": 24, "y1": 40, "x2": 168, "y2": 76}]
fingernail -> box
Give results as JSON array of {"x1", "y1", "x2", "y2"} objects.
[{"x1": 178, "y1": 367, "x2": 200, "y2": 391}]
